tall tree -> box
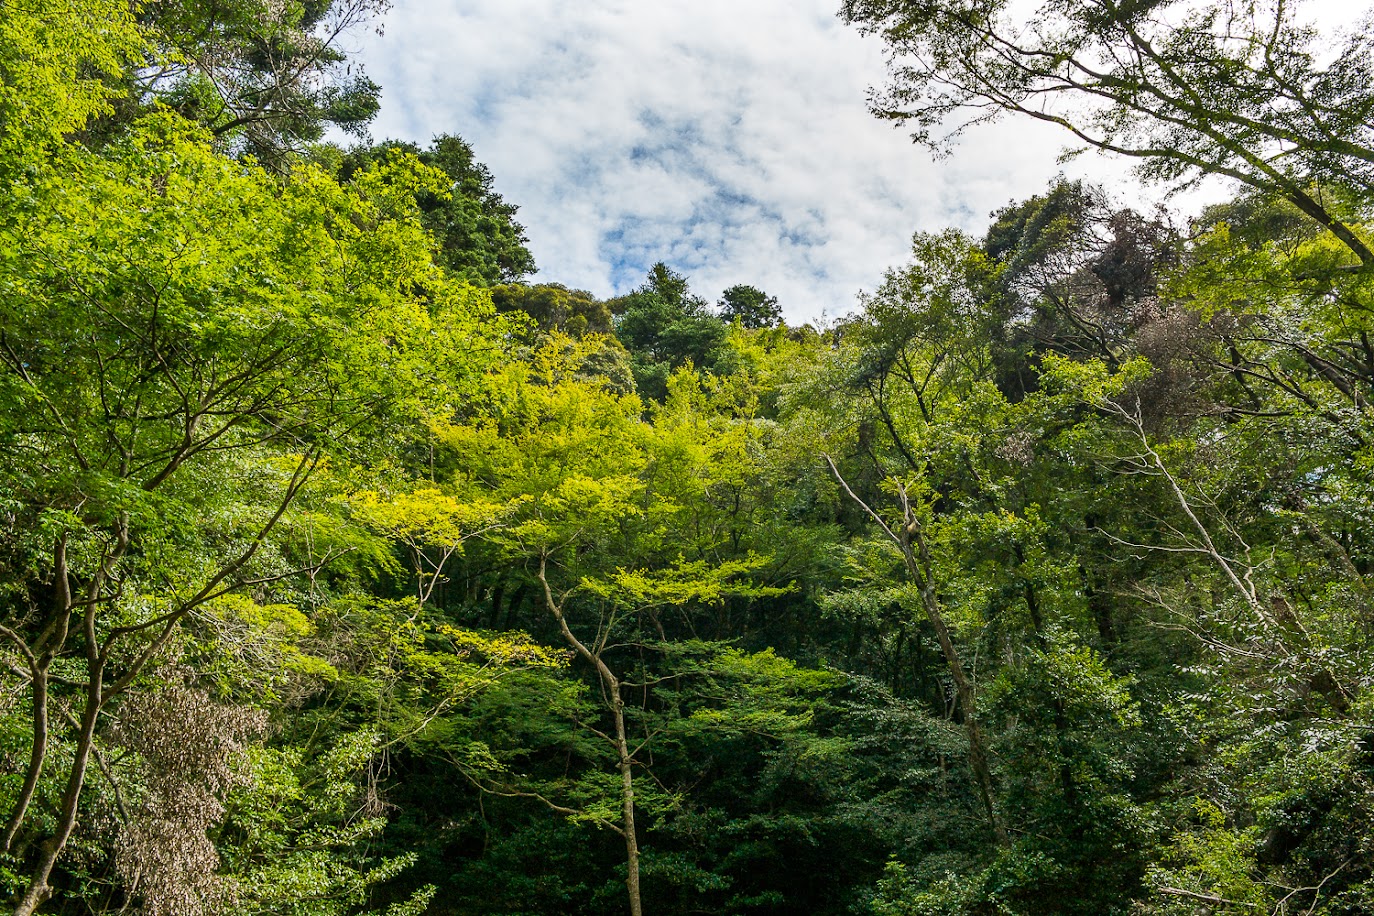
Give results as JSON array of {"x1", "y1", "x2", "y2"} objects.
[
  {"x1": 718, "y1": 285, "x2": 782, "y2": 329},
  {"x1": 841, "y1": 0, "x2": 1374, "y2": 265},
  {"x1": 131, "y1": 0, "x2": 387, "y2": 167},
  {"x1": 0, "y1": 110, "x2": 500, "y2": 912},
  {"x1": 612, "y1": 264, "x2": 730, "y2": 401},
  {"x1": 343, "y1": 135, "x2": 536, "y2": 285}
]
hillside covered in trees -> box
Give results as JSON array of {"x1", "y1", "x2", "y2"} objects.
[{"x1": 1, "y1": 1, "x2": 1372, "y2": 915}]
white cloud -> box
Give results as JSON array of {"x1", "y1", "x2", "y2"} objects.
[{"x1": 347, "y1": 0, "x2": 1210, "y2": 322}]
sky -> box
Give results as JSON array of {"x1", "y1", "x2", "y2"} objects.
[{"x1": 344, "y1": 0, "x2": 1201, "y2": 323}]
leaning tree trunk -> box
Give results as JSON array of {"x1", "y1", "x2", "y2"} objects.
[
  {"x1": 539, "y1": 558, "x2": 644, "y2": 916},
  {"x1": 12, "y1": 662, "x2": 104, "y2": 916},
  {"x1": 902, "y1": 530, "x2": 1007, "y2": 846},
  {"x1": 826, "y1": 457, "x2": 1008, "y2": 845},
  {"x1": 7, "y1": 456, "x2": 315, "y2": 915}
]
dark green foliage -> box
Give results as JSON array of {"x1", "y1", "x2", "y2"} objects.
[
  {"x1": 128, "y1": 0, "x2": 387, "y2": 167},
  {"x1": 610, "y1": 263, "x2": 733, "y2": 401},
  {"x1": 342, "y1": 135, "x2": 536, "y2": 285},
  {"x1": 979, "y1": 180, "x2": 1180, "y2": 393},
  {"x1": 718, "y1": 285, "x2": 782, "y2": 329},
  {"x1": 7, "y1": 2, "x2": 1374, "y2": 915}
]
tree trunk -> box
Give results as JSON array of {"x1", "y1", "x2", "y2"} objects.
[
  {"x1": 13, "y1": 668, "x2": 102, "y2": 916},
  {"x1": 1, "y1": 668, "x2": 48, "y2": 856},
  {"x1": 911, "y1": 574, "x2": 1006, "y2": 846},
  {"x1": 613, "y1": 696, "x2": 643, "y2": 916},
  {"x1": 538, "y1": 559, "x2": 644, "y2": 916},
  {"x1": 824, "y1": 457, "x2": 1007, "y2": 845},
  {"x1": 3, "y1": 536, "x2": 73, "y2": 856}
]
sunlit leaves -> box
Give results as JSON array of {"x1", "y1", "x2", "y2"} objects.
[{"x1": 0, "y1": 0, "x2": 142, "y2": 157}]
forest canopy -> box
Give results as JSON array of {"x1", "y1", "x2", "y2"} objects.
[{"x1": 0, "y1": 1, "x2": 1372, "y2": 916}]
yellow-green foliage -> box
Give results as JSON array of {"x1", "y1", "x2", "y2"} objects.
[
  {"x1": 350, "y1": 487, "x2": 526, "y2": 551},
  {"x1": 0, "y1": 0, "x2": 143, "y2": 153},
  {"x1": 1145, "y1": 801, "x2": 1270, "y2": 915},
  {"x1": 436, "y1": 624, "x2": 567, "y2": 669},
  {"x1": 584, "y1": 555, "x2": 790, "y2": 607}
]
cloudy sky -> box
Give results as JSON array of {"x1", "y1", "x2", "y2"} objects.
[{"x1": 346, "y1": 0, "x2": 1189, "y2": 323}]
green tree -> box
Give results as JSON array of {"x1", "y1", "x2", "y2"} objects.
[
  {"x1": 420, "y1": 343, "x2": 860, "y2": 915},
  {"x1": 612, "y1": 264, "x2": 731, "y2": 401},
  {"x1": 130, "y1": 0, "x2": 387, "y2": 167},
  {"x1": 0, "y1": 0, "x2": 142, "y2": 161},
  {"x1": 841, "y1": 0, "x2": 1374, "y2": 265},
  {"x1": 780, "y1": 215, "x2": 1182, "y2": 913},
  {"x1": 718, "y1": 285, "x2": 782, "y2": 329},
  {"x1": 0, "y1": 110, "x2": 501, "y2": 912},
  {"x1": 344, "y1": 135, "x2": 536, "y2": 285},
  {"x1": 489, "y1": 287, "x2": 636, "y2": 394},
  {"x1": 492, "y1": 283, "x2": 611, "y2": 335}
]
